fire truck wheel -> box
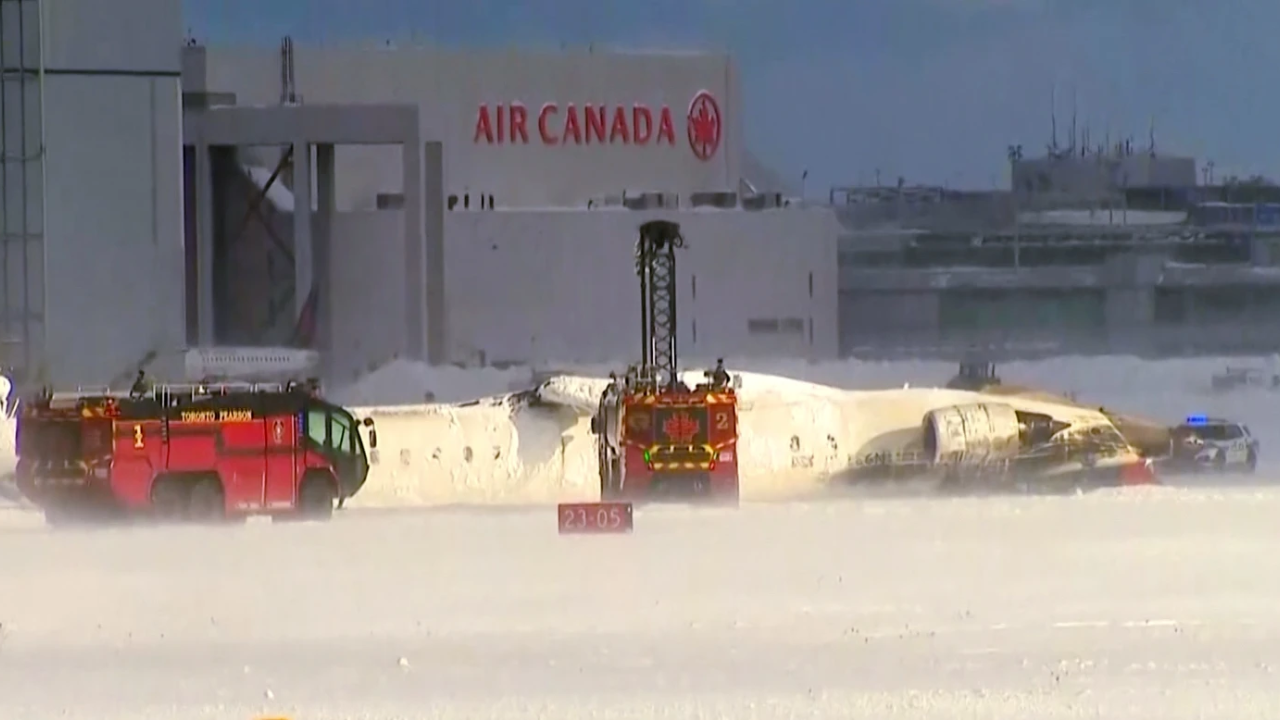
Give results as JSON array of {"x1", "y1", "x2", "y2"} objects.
[
  {"x1": 298, "y1": 474, "x2": 336, "y2": 521},
  {"x1": 150, "y1": 478, "x2": 188, "y2": 521},
  {"x1": 187, "y1": 477, "x2": 226, "y2": 522}
]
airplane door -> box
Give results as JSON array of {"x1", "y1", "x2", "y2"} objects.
[{"x1": 262, "y1": 414, "x2": 298, "y2": 509}]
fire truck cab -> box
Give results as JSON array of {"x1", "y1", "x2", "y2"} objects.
[
  {"x1": 15, "y1": 382, "x2": 374, "y2": 525},
  {"x1": 595, "y1": 371, "x2": 739, "y2": 502}
]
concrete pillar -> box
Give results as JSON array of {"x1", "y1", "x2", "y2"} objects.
[
  {"x1": 1252, "y1": 235, "x2": 1273, "y2": 266},
  {"x1": 292, "y1": 140, "x2": 313, "y2": 325},
  {"x1": 194, "y1": 141, "x2": 216, "y2": 346},
  {"x1": 423, "y1": 141, "x2": 447, "y2": 365},
  {"x1": 315, "y1": 144, "x2": 336, "y2": 373},
  {"x1": 401, "y1": 128, "x2": 424, "y2": 361}
]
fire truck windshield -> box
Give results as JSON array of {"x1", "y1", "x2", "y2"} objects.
[
  {"x1": 305, "y1": 405, "x2": 364, "y2": 457},
  {"x1": 303, "y1": 401, "x2": 370, "y2": 498}
]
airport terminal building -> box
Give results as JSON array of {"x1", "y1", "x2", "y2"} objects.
[{"x1": 835, "y1": 149, "x2": 1280, "y2": 359}]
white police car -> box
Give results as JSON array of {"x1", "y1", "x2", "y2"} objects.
[{"x1": 1169, "y1": 415, "x2": 1259, "y2": 474}]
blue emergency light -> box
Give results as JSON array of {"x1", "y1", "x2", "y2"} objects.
[{"x1": 1185, "y1": 414, "x2": 1209, "y2": 425}]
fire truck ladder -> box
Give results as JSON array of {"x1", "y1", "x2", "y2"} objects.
[{"x1": 636, "y1": 220, "x2": 684, "y2": 391}]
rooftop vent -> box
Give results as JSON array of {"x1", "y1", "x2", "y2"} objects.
[{"x1": 690, "y1": 191, "x2": 738, "y2": 209}]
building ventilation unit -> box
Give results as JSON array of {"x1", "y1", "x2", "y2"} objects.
[
  {"x1": 689, "y1": 192, "x2": 738, "y2": 209},
  {"x1": 622, "y1": 192, "x2": 679, "y2": 210}
]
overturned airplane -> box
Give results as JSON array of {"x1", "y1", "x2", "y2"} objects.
[{"x1": 344, "y1": 364, "x2": 1185, "y2": 508}]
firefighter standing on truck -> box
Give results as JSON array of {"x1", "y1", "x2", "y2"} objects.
[
  {"x1": 130, "y1": 370, "x2": 151, "y2": 399},
  {"x1": 711, "y1": 359, "x2": 731, "y2": 388}
]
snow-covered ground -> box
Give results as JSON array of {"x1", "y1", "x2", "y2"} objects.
[{"x1": 2, "y1": 488, "x2": 1280, "y2": 718}]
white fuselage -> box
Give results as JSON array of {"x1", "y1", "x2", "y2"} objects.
[{"x1": 345, "y1": 372, "x2": 1143, "y2": 508}]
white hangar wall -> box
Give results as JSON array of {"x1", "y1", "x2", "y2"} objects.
[
  {"x1": 197, "y1": 45, "x2": 743, "y2": 208},
  {"x1": 2, "y1": 0, "x2": 185, "y2": 386},
  {"x1": 326, "y1": 209, "x2": 840, "y2": 383}
]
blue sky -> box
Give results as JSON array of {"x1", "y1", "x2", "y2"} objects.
[{"x1": 183, "y1": 0, "x2": 1280, "y2": 192}]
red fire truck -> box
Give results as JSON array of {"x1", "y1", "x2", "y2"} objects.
[
  {"x1": 596, "y1": 383, "x2": 739, "y2": 501},
  {"x1": 14, "y1": 382, "x2": 374, "y2": 525},
  {"x1": 590, "y1": 220, "x2": 741, "y2": 504}
]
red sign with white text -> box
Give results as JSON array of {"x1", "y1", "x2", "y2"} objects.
[
  {"x1": 474, "y1": 90, "x2": 721, "y2": 161},
  {"x1": 558, "y1": 502, "x2": 634, "y2": 534}
]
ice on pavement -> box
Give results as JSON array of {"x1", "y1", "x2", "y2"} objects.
[{"x1": 3, "y1": 490, "x2": 1280, "y2": 718}]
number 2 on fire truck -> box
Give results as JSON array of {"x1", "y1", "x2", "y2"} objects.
[
  {"x1": 714, "y1": 410, "x2": 730, "y2": 430},
  {"x1": 133, "y1": 424, "x2": 144, "y2": 448}
]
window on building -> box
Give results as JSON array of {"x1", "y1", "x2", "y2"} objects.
[
  {"x1": 780, "y1": 317, "x2": 805, "y2": 335},
  {"x1": 748, "y1": 317, "x2": 805, "y2": 336}
]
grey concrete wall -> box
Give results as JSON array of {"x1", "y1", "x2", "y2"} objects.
[
  {"x1": 839, "y1": 291, "x2": 940, "y2": 352},
  {"x1": 195, "y1": 45, "x2": 743, "y2": 209},
  {"x1": 324, "y1": 208, "x2": 839, "y2": 383},
  {"x1": 329, "y1": 210, "x2": 405, "y2": 382},
  {"x1": 838, "y1": 257, "x2": 1280, "y2": 358},
  {"x1": 7, "y1": 0, "x2": 185, "y2": 386}
]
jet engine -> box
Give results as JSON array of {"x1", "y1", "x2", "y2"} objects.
[
  {"x1": 922, "y1": 403, "x2": 1020, "y2": 465},
  {"x1": 922, "y1": 403, "x2": 1071, "y2": 466}
]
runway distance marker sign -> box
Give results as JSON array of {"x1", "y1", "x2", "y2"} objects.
[{"x1": 558, "y1": 502, "x2": 633, "y2": 535}]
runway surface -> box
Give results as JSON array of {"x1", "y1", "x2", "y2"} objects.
[{"x1": 3, "y1": 486, "x2": 1280, "y2": 719}]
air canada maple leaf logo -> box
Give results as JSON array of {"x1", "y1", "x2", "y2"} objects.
[
  {"x1": 663, "y1": 412, "x2": 701, "y2": 444},
  {"x1": 686, "y1": 90, "x2": 721, "y2": 161}
]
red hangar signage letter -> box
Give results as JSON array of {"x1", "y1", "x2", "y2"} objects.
[{"x1": 473, "y1": 90, "x2": 722, "y2": 162}]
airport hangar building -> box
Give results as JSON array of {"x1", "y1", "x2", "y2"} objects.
[
  {"x1": 1, "y1": 0, "x2": 839, "y2": 388},
  {"x1": 184, "y1": 39, "x2": 840, "y2": 385}
]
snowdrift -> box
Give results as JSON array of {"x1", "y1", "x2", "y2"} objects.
[{"x1": 346, "y1": 369, "x2": 1135, "y2": 508}]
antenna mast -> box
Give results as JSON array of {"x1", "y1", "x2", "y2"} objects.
[
  {"x1": 1070, "y1": 86, "x2": 1078, "y2": 154},
  {"x1": 1050, "y1": 83, "x2": 1059, "y2": 153}
]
